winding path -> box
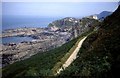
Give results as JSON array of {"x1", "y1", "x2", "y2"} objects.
[{"x1": 55, "y1": 36, "x2": 87, "y2": 75}]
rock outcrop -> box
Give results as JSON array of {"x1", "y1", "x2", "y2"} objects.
[
  {"x1": 1, "y1": 27, "x2": 71, "y2": 67},
  {"x1": 48, "y1": 17, "x2": 99, "y2": 38},
  {"x1": 1, "y1": 17, "x2": 99, "y2": 67},
  {"x1": 1, "y1": 28, "x2": 44, "y2": 38}
]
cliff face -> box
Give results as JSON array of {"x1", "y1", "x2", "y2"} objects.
[
  {"x1": 59, "y1": 6, "x2": 120, "y2": 77},
  {"x1": 48, "y1": 17, "x2": 99, "y2": 38},
  {"x1": 48, "y1": 17, "x2": 78, "y2": 27},
  {"x1": 48, "y1": 17, "x2": 99, "y2": 28}
]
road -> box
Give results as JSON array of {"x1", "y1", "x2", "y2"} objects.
[{"x1": 55, "y1": 36, "x2": 87, "y2": 75}]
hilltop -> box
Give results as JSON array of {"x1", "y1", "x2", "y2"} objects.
[{"x1": 86, "y1": 11, "x2": 112, "y2": 20}]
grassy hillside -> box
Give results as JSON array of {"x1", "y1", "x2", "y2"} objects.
[
  {"x1": 58, "y1": 5, "x2": 120, "y2": 78},
  {"x1": 2, "y1": 30, "x2": 92, "y2": 78},
  {"x1": 2, "y1": 38, "x2": 77, "y2": 78},
  {"x1": 48, "y1": 17, "x2": 99, "y2": 28},
  {"x1": 52, "y1": 36, "x2": 85, "y2": 75}
]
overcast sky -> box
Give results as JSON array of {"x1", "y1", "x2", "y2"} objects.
[{"x1": 2, "y1": 2, "x2": 118, "y2": 17}]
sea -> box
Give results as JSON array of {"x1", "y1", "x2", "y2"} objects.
[
  {"x1": 2, "y1": 15, "x2": 62, "y2": 30},
  {"x1": 1, "y1": 15, "x2": 62, "y2": 44},
  {"x1": 2, "y1": 36, "x2": 34, "y2": 44}
]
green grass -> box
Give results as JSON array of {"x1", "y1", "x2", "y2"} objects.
[
  {"x1": 52, "y1": 36, "x2": 85, "y2": 75},
  {"x1": 2, "y1": 34, "x2": 80, "y2": 78},
  {"x1": 2, "y1": 26, "x2": 94, "y2": 78},
  {"x1": 52, "y1": 30, "x2": 94, "y2": 75},
  {"x1": 58, "y1": 6, "x2": 120, "y2": 78}
]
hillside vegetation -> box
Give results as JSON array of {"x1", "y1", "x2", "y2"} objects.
[
  {"x1": 2, "y1": 5, "x2": 119, "y2": 78},
  {"x1": 58, "y1": 5, "x2": 120, "y2": 78},
  {"x1": 2, "y1": 30, "x2": 92, "y2": 78},
  {"x1": 48, "y1": 17, "x2": 99, "y2": 28}
]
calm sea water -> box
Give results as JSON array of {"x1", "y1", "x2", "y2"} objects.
[
  {"x1": 2, "y1": 15, "x2": 62, "y2": 44},
  {"x1": 2, "y1": 15, "x2": 61, "y2": 30},
  {"x1": 2, "y1": 36, "x2": 34, "y2": 44}
]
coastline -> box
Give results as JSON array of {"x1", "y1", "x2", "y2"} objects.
[{"x1": 1, "y1": 27, "x2": 72, "y2": 67}]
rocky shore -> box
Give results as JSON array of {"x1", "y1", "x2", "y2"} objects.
[
  {"x1": 1, "y1": 17, "x2": 99, "y2": 67},
  {"x1": 1, "y1": 28, "x2": 44, "y2": 38},
  {"x1": 1, "y1": 27, "x2": 72, "y2": 67}
]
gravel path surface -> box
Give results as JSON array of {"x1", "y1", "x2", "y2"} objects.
[{"x1": 56, "y1": 36, "x2": 87, "y2": 75}]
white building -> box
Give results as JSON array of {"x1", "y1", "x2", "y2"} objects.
[{"x1": 92, "y1": 15, "x2": 98, "y2": 20}]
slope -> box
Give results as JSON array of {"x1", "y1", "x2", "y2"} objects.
[
  {"x1": 2, "y1": 30, "x2": 92, "y2": 78},
  {"x1": 52, "y1": 36, "x2": 87, "y2": 75},
  {"x1": 59, "y1": 5, "x2": 120, "y2": 78}
]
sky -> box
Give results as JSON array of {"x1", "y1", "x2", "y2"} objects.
[
  {"x1": 2, "y1": 2, "x2": 118, "y2": 17},
  {"x1": 1, "y1": 0, "x2": 119, "y2": 2}
]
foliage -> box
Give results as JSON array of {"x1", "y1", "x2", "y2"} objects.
[
  {"x1": 58, "y1": 5, "x2": 120, "y2": 78},
  {"x1": 2, "y1": 32, "x2": 80, "y2": 78},
  {"x1": 48, "y1": 17, "x2": 99, "y2": 28}
]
